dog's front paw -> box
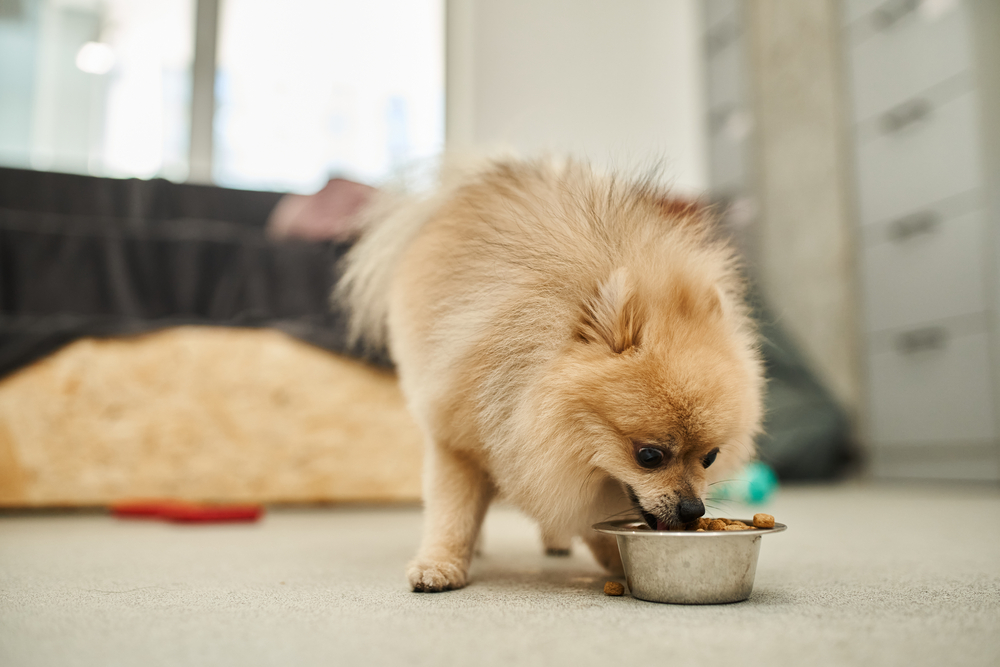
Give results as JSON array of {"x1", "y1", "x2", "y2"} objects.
[{"x1": 407, "y1": 559, "x2": 468, "y2": 592}]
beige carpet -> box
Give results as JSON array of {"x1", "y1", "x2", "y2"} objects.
[{"x1": 1, "y1": 482, "x2": 998, "y2": 666}]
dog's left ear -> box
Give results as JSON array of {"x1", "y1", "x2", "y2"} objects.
[{"x1": 577, "y1": 267, "x2": 643, "y2": 353}]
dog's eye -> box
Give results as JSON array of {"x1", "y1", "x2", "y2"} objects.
[
  {"x1": 702, "y1": 448, "x2": 720, "y2": 469},
  {"x1": 635, "y1": 447, "x2": 666, "y2": 469}
]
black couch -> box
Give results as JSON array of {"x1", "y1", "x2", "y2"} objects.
[{"x1": 0, "y1": 166, "x2": 388, "y2": 379}]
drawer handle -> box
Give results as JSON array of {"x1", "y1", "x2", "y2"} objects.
[
  {"x1": 895, "y1": 327, "x2": 948, "y2": 354},
  {"x1": 888, "y1": 211, "x2": 940, "y2": 241},
  {"x1": 871, "y1": 0, "x2": 920, "y2": 31},
  {"x1": 880, "y1": 98, "x2": 931, "y2": 134},
  {"x1": 706, "y1": 19, "x2": 739, "y2": 57},
  {"x1": 709, "y1": 106, "x2": 734, "y2": 134}
]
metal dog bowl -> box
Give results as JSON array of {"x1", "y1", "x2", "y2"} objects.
[{"x1": 593, "y1": 519, "x2": 787, "y2": 604}]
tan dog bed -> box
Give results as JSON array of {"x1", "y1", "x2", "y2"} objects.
[{"x1": 0, "y1": 327, "x2": 422, "y2": 507}]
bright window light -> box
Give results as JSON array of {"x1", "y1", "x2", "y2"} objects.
[
  {"x1": 213, "y1": 0, "x2": 445, "y2": 192},
  {"x1": 75, "y1": 42, "x2": 116, "y2": 74},
  {"x1": 1, "y1": 0, "x2": 443, "y2": 190},
  {"x1": 0, "y1": 0, "x2": 193, "y2": 180}
]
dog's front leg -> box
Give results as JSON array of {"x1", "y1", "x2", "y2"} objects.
[{"x1": 408, "y1": 444, "x2": 493, "y2": 592}]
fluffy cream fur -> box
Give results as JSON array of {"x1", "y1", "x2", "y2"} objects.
[{"x1": 338, "y1": 157, "x2": 764, "y2": 592}]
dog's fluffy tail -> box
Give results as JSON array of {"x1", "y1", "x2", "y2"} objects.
[
  {"x1": 334, "y1": 187, "x2": 424, "y2": 354},
  {"x1": 335, "y1": 156, "x2": 490, "y2": 354}
]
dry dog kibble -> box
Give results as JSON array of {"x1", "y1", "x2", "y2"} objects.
[
  {"x1": 664, "y1": 515, "x2": 778, "y2": 532},
  {"x1": 688, "y1": 515, "x2": 779, "y2": 531},
  {"x1": 604, "y1": 581, "x2": 625, "y2": 596}
]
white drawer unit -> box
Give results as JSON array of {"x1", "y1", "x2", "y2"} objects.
[
  {"x1": 854, "y1": 90, "x2": 983, "y2": 226},
  {"x1": 705, "y1": 0, "x2": 736, "y2": 30},
  {"x1": 844, "y1": 0, "x2": 1000, "y2": 480},
  {"x1": 703, "y1": 0, "x2": 751, "y2": 202},
  {"x1": 844, "y1": 0, "x2": 965, "y2": 28},
  {"x1": 843, "y1": 0, "x2": 900, "y2": 25},
  {"x1": 867, "y1": 326, "x2": 995, "y2": 445},
  {"x1": 708, "y1": 123, "x2": 745, "y2": 195},
  {"x1": 706, "y1": 39, "x2": 744, "y2": 112},
  {"x1": 847, "y1": 0, "x2": 972, "y2": 120},
  {"x1": 861, "y1": 207, "x2": 987, "y2": 332}
]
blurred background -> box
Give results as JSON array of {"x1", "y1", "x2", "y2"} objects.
[{"x1": 0, "y1": 0, "x2": 998, "y2": 509}]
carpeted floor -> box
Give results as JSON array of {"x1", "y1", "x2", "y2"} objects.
[{"x1": 1, "y1": 482, "x2": 998, "y2": 666}]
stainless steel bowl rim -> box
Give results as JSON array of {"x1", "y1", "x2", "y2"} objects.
[{"x1": 592, "y1": 519, "x2": 787, "y2": 536}]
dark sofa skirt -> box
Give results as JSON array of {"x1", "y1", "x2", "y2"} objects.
[{"x1": 0, "y1": 166, "x2": 389, "y2": 378}]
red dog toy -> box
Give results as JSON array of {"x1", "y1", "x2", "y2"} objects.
[{"x1": 112, "y1": 499, "x2": 263, "y2": 523}]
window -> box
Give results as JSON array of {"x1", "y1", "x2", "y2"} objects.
[
  {"x1": 214, "y1": 0, "x2": 444, "y2": 192},
  {"x1": 0, "y1": 0, "x2": 193, "y2": 180},
  {"x1": 0, "y1": 0, "x2": 444, "y2": 191}
]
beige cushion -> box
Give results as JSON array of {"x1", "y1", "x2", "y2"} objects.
[{"x1": 0, "y1": 327, "x2": 422, "y2": 506}]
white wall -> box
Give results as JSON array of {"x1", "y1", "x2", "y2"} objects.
[{"x1": 446, "y1": 0, "x2": 707, "y2": 194}]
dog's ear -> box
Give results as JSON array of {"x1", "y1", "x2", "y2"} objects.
[
  {"x1": 577, "y1": 267, "x2": 643, "y2": 353},
  {"x1": 672, "y1": 279, "x2": 725, "y2": 322}
]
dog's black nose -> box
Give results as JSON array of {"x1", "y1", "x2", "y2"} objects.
[{"x1": 677, "y1": 498, "x2": 705, "y2": 523}]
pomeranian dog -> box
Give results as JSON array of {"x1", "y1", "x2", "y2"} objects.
[{"x1": 338, "y1": 157, "x2": 764, "y2": 592}]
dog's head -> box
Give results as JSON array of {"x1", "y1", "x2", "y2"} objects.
[{"x1": 556, "y1": 256, "x2": 763, "y2": 529}]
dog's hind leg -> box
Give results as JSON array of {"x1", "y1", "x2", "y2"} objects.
[
  {"x1": 407, "y1": 443, "x2": 494, "y2": 592},
  {"x1": 583, "y1": 532, "x2": 624, "y2": 575},
  {"x1": 541, "y1": 526, "x2": 573, "y2": 556}
]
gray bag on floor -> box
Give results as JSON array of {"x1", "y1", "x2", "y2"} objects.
[{"x1": 752, "y1": 299, "x2": 855, "y2": 480}]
